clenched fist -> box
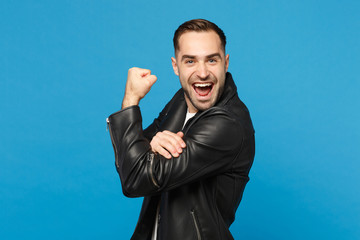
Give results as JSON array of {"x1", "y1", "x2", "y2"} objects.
[{"x1": 122, "y1": 67, "x2": 157, "y2": 109}]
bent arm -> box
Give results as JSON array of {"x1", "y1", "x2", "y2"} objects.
[{"x1": 108, "y1": 105, "x2": 250, "y2": 197}]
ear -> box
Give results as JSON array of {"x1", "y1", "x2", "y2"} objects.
[
  {"x1": 171, "y1": 57, "x2": 179, "y2": 76},
  {"x1": 225, "y1": 54, "x2": 230, "y2": 72}
]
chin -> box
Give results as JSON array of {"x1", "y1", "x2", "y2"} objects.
[{"x1": 192, "y1": 100, "x2": 216, "y2": 112}]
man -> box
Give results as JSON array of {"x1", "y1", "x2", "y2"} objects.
[{"x1": 107, "y1": 19, "x2": 255, "y2": 240}]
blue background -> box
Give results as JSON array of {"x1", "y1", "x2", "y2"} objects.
[{"x1": 1, "y1": 1, "x2": 359, "y2": 239}]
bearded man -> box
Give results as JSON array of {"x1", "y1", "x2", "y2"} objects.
[{"x1": 107, "y1": 19, "x2": 255, "y2": 240}]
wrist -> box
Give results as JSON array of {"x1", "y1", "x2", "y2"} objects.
[{"x1": 122, "y1": 94, "x2": 140, "y2": 109}]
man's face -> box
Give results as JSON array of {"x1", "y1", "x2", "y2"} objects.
[{"x1": 171, "y1": 31, "x2": 229, "y2": 113}]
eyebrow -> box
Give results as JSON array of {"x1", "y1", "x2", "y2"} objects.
[
  {"x1": 181, "y1": 53, "x2": 221, "y2": 61},
  {"x1": 206, "y1": 53, "x2": 221, "y2": 59},
  {"x1": 181, "y1": 55, "x2": 196, "y2": 61}
]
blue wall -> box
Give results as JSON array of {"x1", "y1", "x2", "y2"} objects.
[{"x1": 1, "y1": 1, "x2": 359, "y2": 239}]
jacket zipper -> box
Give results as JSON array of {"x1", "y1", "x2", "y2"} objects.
[
  {"x1": 107, "y1": 118, "x2": 159, "y2": 188},
  {"x1": 148, "y1": 153, "x2": 160, "y2": 188},
  {"x1": 190, "y1": 210, "x2": 202, "y2": 240},
  {"x1": 107, "y1": 118, "x2": 120, "y2": 168}
]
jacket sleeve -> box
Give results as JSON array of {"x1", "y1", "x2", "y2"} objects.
[
  {"x1": 143, "y1": 89, "x2": 184, "y2": 140},
  {"x1": 142, "y1": 106, "x2": 166, "y2": 141},
  {"x1": 107, "y1": 105, "x2": 248, "y2": 198}
]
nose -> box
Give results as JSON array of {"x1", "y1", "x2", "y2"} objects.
[{"x1": 196, "y1": 62, "x2": 209, "y2": 80}]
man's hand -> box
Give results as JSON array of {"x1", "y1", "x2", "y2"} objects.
[
  {"x1": 150, "y1": 131, "x2": 186, "y2": 159},
  {"x1": 122, "y1": 67, "x2": 157, "y2": 109}
]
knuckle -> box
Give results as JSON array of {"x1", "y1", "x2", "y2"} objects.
[
  {"x1": 159, "y1": 148, "x2": 167, "y2": 154},
  {"x1": 154, "y1": 144, "x2": 161, "y2": 151},
  {"x1": 168, "y1": 145, "x2": 176, "y2": 152},
  {"x1": 170, "y1": 139, "x2": 178, "y2": 146},
  {"x1": 173, "y1": 135, "x2": 181, "y2": 142}
]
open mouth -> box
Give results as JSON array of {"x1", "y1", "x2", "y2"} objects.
[{"x1": 193, "y1": 83, "x2": 214, "y2": 97}]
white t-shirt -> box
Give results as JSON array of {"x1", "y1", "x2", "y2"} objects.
[
  {"x1": 182, "y1": 111, "x2": 197, "y2": 129},
  {"x1": 151, "y1": 110, "x2": 196, "y2": 240}
]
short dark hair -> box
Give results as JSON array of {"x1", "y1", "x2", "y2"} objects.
[{"x1": 173, "y1": 19, "x2": 226, "y2": 53}]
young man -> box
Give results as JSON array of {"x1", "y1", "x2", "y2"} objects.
[{"x1": 107, "y1": 19, "x2": 255, "y2": 240}]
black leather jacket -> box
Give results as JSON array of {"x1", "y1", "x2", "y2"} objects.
[{"x1": 107, "y1": 72, "x2": 255, "y2": 240}]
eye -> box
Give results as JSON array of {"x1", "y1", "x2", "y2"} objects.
[
  {"x1": 208, "y1": 59, "x2": 217, "y2": 63},
  {"x1": 185, "y1": 60, "x2": 194, "y2": 64}
]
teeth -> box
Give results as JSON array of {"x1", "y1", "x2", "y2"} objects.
[{"x1": 194, "y1": 83, "x2": 212, "y2": 87}]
